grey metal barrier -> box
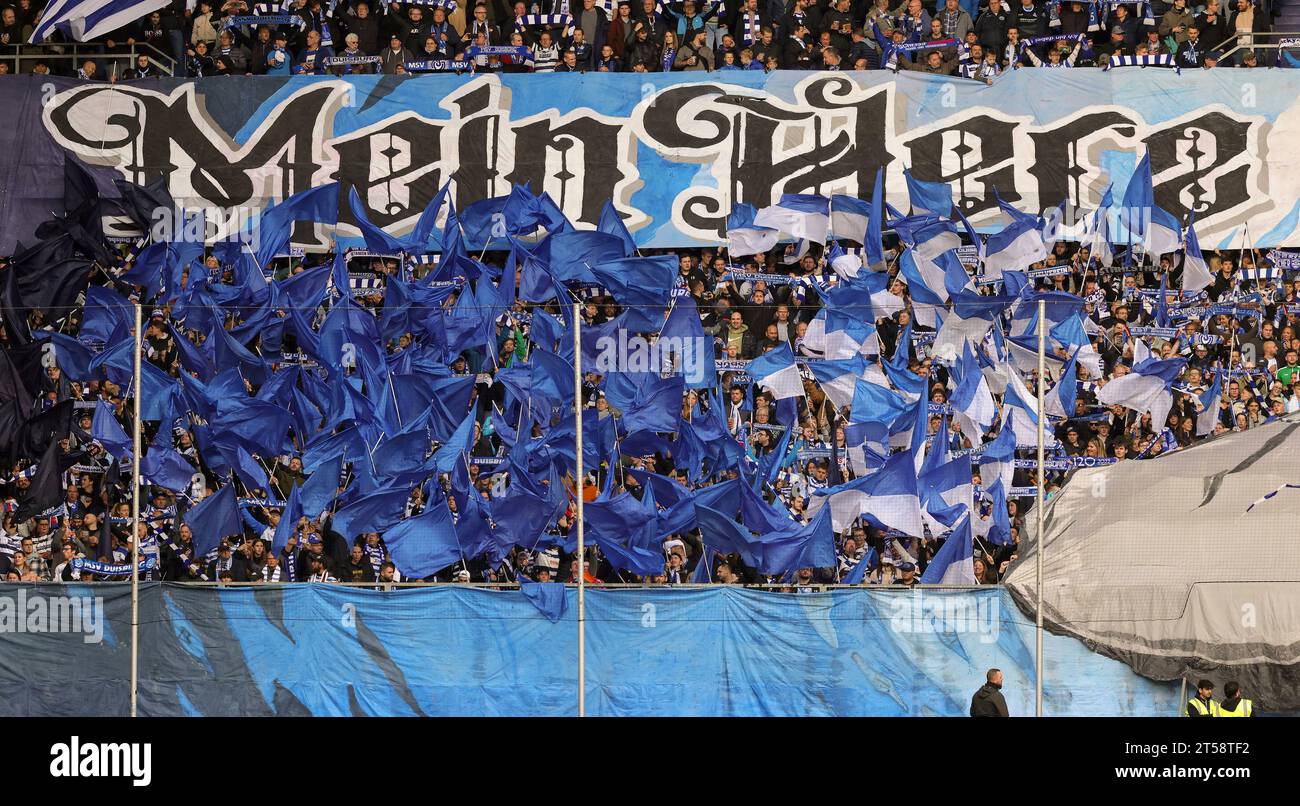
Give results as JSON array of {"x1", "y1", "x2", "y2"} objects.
[{"x1": 0, "y1": 42, "x2": 176, "y2": 77}]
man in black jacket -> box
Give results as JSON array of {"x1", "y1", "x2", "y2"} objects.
[
  {"x1": 1176, "y1": 24, "x2": 1206, "y2": 67},
  {"x1": 974, "y1": 0, "x2": 1010, "y2": 55},
  {"x1": 123, "y1": 53, "x2": 162, "y2": 79},
  {"x1": 1013, "y1": 0, "x2": 1046, "y2": 38},
  {"x1": 346, "y1": 1, "x2": 382, "y2": 54},
  {"x1": 206, "y1": 541, "x2": 249, "y2": 582},
  {"x1": 343, "y1": 545, "x2": 377, "y2": 583},
  {"x1": 970, "y1": 668, "x2": 1010, "y2": 716},
  {"x1": 401, "y1": 5, "x2": 433, "y2": 53}
]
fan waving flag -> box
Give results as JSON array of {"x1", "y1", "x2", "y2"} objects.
[
  {"x1": 1182, "y1": 211, "x2": 1214, "y2": 293},
  {"x1": 1098, "y1": 356, "x2": 1188, "y2": 432},
  {"x1": 983, "y1": 204, "x2": 1048, "y2": 279},
  {"x1": 903, "y1": 170, "x2": 953, "y2": 217},
  {"x1": 748, "y1": 343, "x2": 804, "y2": 400},
  {"x1": 726, "y1": 202, "x2": 780, "y2": 257},
  {"x1": 1043, "y1": 349, "x2": 1079, "y2": 420},
  {"x1": 830, "y1": 194, "x2": 873, "y2": 242},
  {"x1": 753, "y1": 194, "x2": 830, "y2": 243},
  {"x1": 31, "y1": 0, "x2": 174, "y2": 42},
  {"x1": 1121, "y1": 153, "x2": 1181, "y2": 257},
  {"x1": 919, "y1": 514, "x2": 977, "y2": 585},
  {"x1": 1195, "y1": 370, "x2": 1223, "y2": 436}
]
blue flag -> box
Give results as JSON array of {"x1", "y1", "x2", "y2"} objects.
[
  {"x1": 520, "y1": 581, "x2": 569, "y2": 622},
  {"x1": 920, "y1": 514, "x2": 976, "y2": 585},
  {"x1": 382, "y1": 495, "x2": 461, "y2": 579},
  {"x1": 91, "y1": 400, "x2": 132, "y2": 460},
  {"x1": 185, "y1": 485, "x2": 242, "y2": 558},
  {"x1": 254, "y1": 183, "x2": 340, "y2": 269},
  {"x1": 140, "y1": 438, "x2": 196, "y2": 494},
  {"x1": 904, "y1": 169, "x2": 953, "y2": 217},
  {"x1": 272, "y1": 481, "x2": 302, "y2": 554},
  {"x1": 597, "y1": 200, "x2": 637, "y2": 256},
  {"x1": 330, "y1": 486, "x2": 411, "y2": 540},
  {"x1": 432, "y1": 410, "x2": 475, "y2": 474}
]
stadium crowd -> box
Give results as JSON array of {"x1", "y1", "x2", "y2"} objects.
[
  {"x1": 0, "y1": 0, "x2": 1289, "y2": 78},
  {"x1": 0, "y1": 158, "x2": 1293, "y2": 591}
]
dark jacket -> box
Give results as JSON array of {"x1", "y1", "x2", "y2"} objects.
[
  {"x1": 1175, "y1": 36, "x2": 1207, "y2": 67},
  {"x1": 974, "y1": 7, "x2": 1010, "y2": 54},
  {"x1": 970, "y1": 682, "x2": 1009, "y2": 717},
  {"x1": 343, "y1": 558, "x2": 377, "y2": 583},
  {"x1": 381, "y1": 45, "x2": 414, "y2": 74},
  {"x1": 1013, "y1": 1, "x2": 1048, "y2": 38},
  {"x1": 628, "y1": 37, "x2": 660, "y2": 70},
  {"x1": 1195, "y1": 9, "x2": 1230, "y2": 50},
  {"x1": 346, "y1": 14, "x2": 383, "y2": 55}
]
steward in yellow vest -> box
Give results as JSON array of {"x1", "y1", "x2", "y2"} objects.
[
  {"x1": 1186, "y1": 679, "x2": 1220, "y2": 717},
  {"x1": 1218, "y1": 681, "x2": 1254, "y2": 717}
]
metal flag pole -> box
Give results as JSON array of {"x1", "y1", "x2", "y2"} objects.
[
  {"x1": 131, "y1": 303, "x2": 143, "y2": 718},
  {"x1": 572, "y1": 302, "x2": 586, "y2": 718},
  {"x1": 1035, "y1": 297, "x2": 1046, "y2": 718}
]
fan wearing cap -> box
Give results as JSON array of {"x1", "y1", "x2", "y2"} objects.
[
  {"x1": 1096, "y1": 23, "x2": 1128, "y2": 61},
  {"x1": 382, "y1": 33, "x2": 414, "y2": 74},
  {"x1": 296, "y1": 532, "x2": 332, "y2": 579},
  {"x1": 206, "y1": 540, "x2": 241, "y2": 581},
  {"x1": 306, "y1": 552, "x2": 337, "y2": 583},
  {"x1": 893, "y1": 560, "x2": 918, "y2": 587},
  {"x1": 267, "y1": 30, "x2": 292, "y2": 74}
]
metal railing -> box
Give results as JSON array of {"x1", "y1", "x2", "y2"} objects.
[
  {"x1": 0, "y1": 42, "x2": 177, "y2": 77},
  {"x1": 1208, "y1": 29, "x2": 1300, "y2": 65},
  {"x1": 8, "y1": 580, "x2": 1002, "y2": 591}
]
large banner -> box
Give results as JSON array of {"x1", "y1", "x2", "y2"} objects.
[
  {"x1": 0, "y1": 583, "x2": 1177, "y2": 716},
  {"x1": 0, "y1": 69, "x2": 1294, "y2": 252}
]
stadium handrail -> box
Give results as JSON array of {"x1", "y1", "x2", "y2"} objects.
[
  {"x1": 1208, "y1": 29, "x2": 1300, "y2": 64},
  {"x1": 0, "y1": 41, "x2": 177, "y2": 76}
]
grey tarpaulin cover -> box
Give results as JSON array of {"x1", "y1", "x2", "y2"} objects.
[{"x1": 1004, "y1": 415, "x2": 1300, "y2": 711}]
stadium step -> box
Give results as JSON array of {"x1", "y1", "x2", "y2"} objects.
[{"x1": 1277, "y1": 0, "x2": 1300, "y2": 29}]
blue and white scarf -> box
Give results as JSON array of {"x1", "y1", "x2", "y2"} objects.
[
  {"x1": 404, "y1": 59, "x2": 472, "y2": 71},
  {"x1": 72, "y1": 556, "x2": 159, "y2": 576},
  {"x1": 738, "y1": 9, "x2": 762, "y2": 45},
  {"x1": 1105, "y1": 53, "x2": 1180, "y2": 71},
  {"x1": 515, "y1": 13, "x2": 575, "y2": 34},
  {"x1": 225, "y1": 15, "x2": 306, "y2": 29}
]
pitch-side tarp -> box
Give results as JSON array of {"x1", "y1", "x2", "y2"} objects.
[
  {"x1": 0, "y1": 582, "x2": 1179, "y2": 716},
  {"x1": 1004, "y1": 415, "x2": 1300, "y2": 711}
]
